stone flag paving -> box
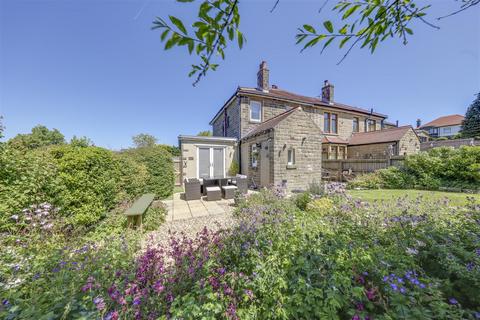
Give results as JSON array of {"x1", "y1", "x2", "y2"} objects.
[{"x1": 161, "y1": 193, "x2": 235, "y2": 221}]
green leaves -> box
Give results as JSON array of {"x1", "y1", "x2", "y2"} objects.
[
  {"x1": 152, "y1": 0, "x2": 243, "y2": 86},
  {"x1": 323, "y1": 21, "x2": 333, "y2": 33},
  {"x1": 295, "y1": 0, "x2": 434, "y2": 63}
]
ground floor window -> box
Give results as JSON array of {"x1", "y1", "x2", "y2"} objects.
[
  {"x1": 287, "y1": 148, "x2": 295, "y2": 165},
  {"x1": 251, "y1": 144, "x2": 258, "y2": 168},
  {"x1": 324, "y1": 144, "x2": 347, "y2": 160}
]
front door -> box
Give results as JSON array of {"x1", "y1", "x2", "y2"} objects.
[
  {"x1": 198, "y1": 147, "x2": 225, "y2": 179},
  {"x1": 260, "y1": 141, "x2": 270, "y2": 186}
]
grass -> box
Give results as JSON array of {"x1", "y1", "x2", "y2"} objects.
[{"x1": 348, "y1": 189, "x2": 480, "y2": 207}]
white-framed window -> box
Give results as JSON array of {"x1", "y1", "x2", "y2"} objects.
[
  {"x1": 287, "y1": 148, "x2": 295, "y2": 166},
  {"x1": 251, "y1": 144, "x2": 258, "y2": 168},
  {"x1": 443, "y1": 127, "x2": 451, "y2": 134},
  {"x1": 250, "y1": 101, "x2": 262, "y2": 122}
]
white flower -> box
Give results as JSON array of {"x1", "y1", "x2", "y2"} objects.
[{"x1": 11, "y1": 215, "x2": 19, "y2": 221}]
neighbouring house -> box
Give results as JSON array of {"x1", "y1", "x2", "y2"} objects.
[
  {"x1": 415, "y1": 129, "x2": 430, "y2": 143},
  {"x1": 418, "y1": 114, "x2": 465, "y2": 138},
  {"x1": 179, "y1": 61, "x2": 420, "y2": 191},
  {"x1": 347, "y1": 126, "x2": 420, "y2": 159}
]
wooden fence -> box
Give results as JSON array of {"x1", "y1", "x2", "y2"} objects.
[
  {"x1": 173, "y1": 157, "x2": 182, "y2": 186},
  {"x1": 322, "y1": 156, "x2": 405, "y2": 175},
  {"x1": 420, "y1": 138, "x2": 480, "y2": 151}
]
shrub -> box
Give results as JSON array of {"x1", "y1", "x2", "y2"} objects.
[
  {"x1": 306, "y1": 197, "x2": 334, "y2": 215},
  {"x1": 0, "y1": 146, "x2": 61, "y2": 232},
  {"x1": 143, "y1": 204, "x2": 167, "y2": 231},
  {"x1": 377, "y1": 167, "x2": 414, "y2": 189},
  {"x1": 121, "y1": 146, "x2": 174, "y2": 199},
  {"x1": 228, "y1": 160, "x2": 240, "y2": 176},
  {"x1": 294, "y1": 192, "x2": 312, "y2": 210},
  {"x1": 50, "y1": 145, "x2": 122, "y2": 226},
  {"x1": 348, "y1": 172, "x2": 382, "y2": 189}
]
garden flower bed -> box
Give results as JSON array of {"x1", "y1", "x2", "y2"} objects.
[{"x1": 1, "y1": 187, "x2": 479, "y2": 319}]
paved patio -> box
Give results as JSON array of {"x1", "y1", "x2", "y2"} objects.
[{"x1": 161, "y1": 193, "x2": 235, "y2": 221}]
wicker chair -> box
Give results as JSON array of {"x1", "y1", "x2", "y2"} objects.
[
  {"x1": 232, "y1": 175, "x2": 248, "y2": 194},
  {"x1": 222, "y1": 185, "x2": 238, "y2": 199},
  {"x1": 184, "y1": 178, "x2": 201, "y2": 201}
]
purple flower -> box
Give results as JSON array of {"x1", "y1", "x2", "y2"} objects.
[
  {"x1": 449, "y1": 297, "x2": 458, "y2": 305},
  {"x1": 132, "y1": 297, "x2": 141, "y2": 306},
  {"x1": 94, "y1": 296, "x2": 106, "y2": 311},
  {"x1": 2, "y1": 299, "x2": 9, "y2": 306},
  {"x1": 352, "y1": 315, "x2": 361, "y2": 320}
]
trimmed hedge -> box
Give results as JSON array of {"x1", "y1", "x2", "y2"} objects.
[{"x1": 0, "y1": 143, "x2": 174, "y2": 230}]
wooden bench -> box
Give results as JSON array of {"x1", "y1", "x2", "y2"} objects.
[{"x1": 124, "y1": 193, "x2": 155, "y2": 228}]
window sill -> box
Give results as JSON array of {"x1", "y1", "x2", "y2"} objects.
[
  {"x1": 286, "y1": 164, "x2": 297, "y2": 170},
  {"x1": 249, "y1": 120, "x2": 261, "y2": 124}
]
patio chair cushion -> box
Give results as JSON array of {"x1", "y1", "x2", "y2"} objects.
[
  {"x1": 222, "y1": 185, "x2": 237, "y2": 190},
  {"x1": 206, "y1": 186, "x2": 221, "y2": 192}
]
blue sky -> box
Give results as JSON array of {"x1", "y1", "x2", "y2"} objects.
[{"x1": 1, "y1": 0, "x2": 479, "y2": 149}]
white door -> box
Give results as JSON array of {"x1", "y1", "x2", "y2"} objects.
[{"x1": 197, "y1": 147, "x2": 225, "y2": 179}]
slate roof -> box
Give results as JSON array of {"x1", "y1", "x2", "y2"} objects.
[
  {"x1": 348, "y1": 125, "x2": 414, "y2": 146},
  {"x1": 210, "y1": 87, "x2": 387, "y2": 124},
  {"x1": 241, "y1": 107, "x2": 300, "y2": 140},
  {"x1": 419, "y1": 114, "x2": 465, "y2": 128}
]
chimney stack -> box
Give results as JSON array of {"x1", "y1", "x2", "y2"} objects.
[
  {"x1": 396, "y1": 120, "x2": 399, "y2": 127},
  {"x1": 257, "y1": 61, "x2": 269, "y2": 92},
  {"x1": 321, "y1": 80, "x2": 334, "y2": 104},
  {"x1": 416, "y1": 118, "x2": 421, "y2": 128}
]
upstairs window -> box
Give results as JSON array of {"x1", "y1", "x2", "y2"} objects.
[
  {"x1": 324, "y1": 112, "x2": 338, "y2": 133},
  {"x1": 353, "y1": 117, "x2": 359, "y2": 132},
  {"x1": 331, "y1": 114, "x2": 338, "y2": 134},
  {"x1": 368, "y1": 119, "x2": 376, "y2": 132},
  {"x1": 287, "y1": 148, "x2": 295, "y2": 166},
  {"x1": 250, "y1": 101, "x2": 262, "y2": 122},
  {"x1": 324, "y1": 112, "x2": 331, "y2": 133}
]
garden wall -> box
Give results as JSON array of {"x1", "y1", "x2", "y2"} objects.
[{"x1": 420, "y1": 138, "x2": 480, "y2": 151}]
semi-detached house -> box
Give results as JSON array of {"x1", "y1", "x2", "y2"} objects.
[{"x1": 179, "y1": 62, "x2": 420, "y2": 191}]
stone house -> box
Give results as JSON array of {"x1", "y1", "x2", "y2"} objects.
[
  {"x1": 417, "y1": 114, "x2": 465, "y2": 138},
  {"x1": 179, "y1": 61, "x2": 420, "y2": 191}
]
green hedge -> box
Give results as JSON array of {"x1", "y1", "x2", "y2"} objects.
[
  {"x1": 120, "y1": 146, "x2": 175, "y2": 199},
  {"x1": 0, "y1": 143, "x2": 174, "y2": 230},
  {"x1": 348, "y1": 146, "x2": 480, "y2": 191}
]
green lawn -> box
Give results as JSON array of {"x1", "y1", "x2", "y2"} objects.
[{"x1": 348, "y1": 189, "x2": 480, "y2": 206}]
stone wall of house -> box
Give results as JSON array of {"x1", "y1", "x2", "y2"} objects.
[
  {"x1": 347, "y1": 142, "x2": 396, "y2": 159},
  {"x1": 239, "y1": 96, "x2": 293, "y2": 138},
  {"x1": 398, "y1": 128, "x2": 421, "y2": 156},
  {"x1": 212, "y1": 97, "x2": 240, "y2": 138},
  {"x1": 272, "y1": 109, "x2": 323, "y2": 192},
  {"x1": 240, "y1": 131, "x2": 274, "y2": 188}
]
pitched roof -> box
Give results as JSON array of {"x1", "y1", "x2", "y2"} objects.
[
  {"x1": 322, "y1": 136, "x2": 348, "y2": 144},
  {"x1": 238, "y1": 87, "x2": 387, "y2": 118},
  {"x1": 348, "y1": 125, "x2": 414, "y2": 146},
  {"x1": 242, "y1": 107, "x2": 300, "y2": 139},
  {"x1": 419, "y1": 114, "x2": 465, "y2": 128},
  {"x1": 209, "y1": 86, "x2": 387, "y2": 124}
]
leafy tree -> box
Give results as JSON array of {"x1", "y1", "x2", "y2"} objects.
[
  {"x1": 154, "y1": 0, "x2": 479, "y2": 84},
  {"x1": 0, "y1": 116, "x2": 4, "y2": 140},
  {"x1": 132, "y1": 133, "x2": 158, "y2": 148},
  {"x1": 197, "y1": 130, "x2": 212, "y2": 136},
  {"x1": 159, "y1": 144, "x2": 181, "y2": 157},
  {"x1": 461, "y1": 93, "x2": 480, "y2": 138},
  {"x1": 70, "y1": 135, "x2": 95, "y2": 147},
  {"x1": 8, "y1": 125, "x2": 65, "y2": 150}
]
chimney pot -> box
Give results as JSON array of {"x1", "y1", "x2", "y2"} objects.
[
  {"x1": 271, "y1": 84, "x2": 278, "y2": 89},
  {"x1": 257, "y1": 61, "x2": 269, "y2": 92},
  {"x1": 416, "y1": 118, "x2": 422, "y2": 128},
  {"x1": 321, "y1": 80, "x2": 334, "y2": 104},
  {"x1": 396, "y1": 120, "x2": 399, "y2": 127}
]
